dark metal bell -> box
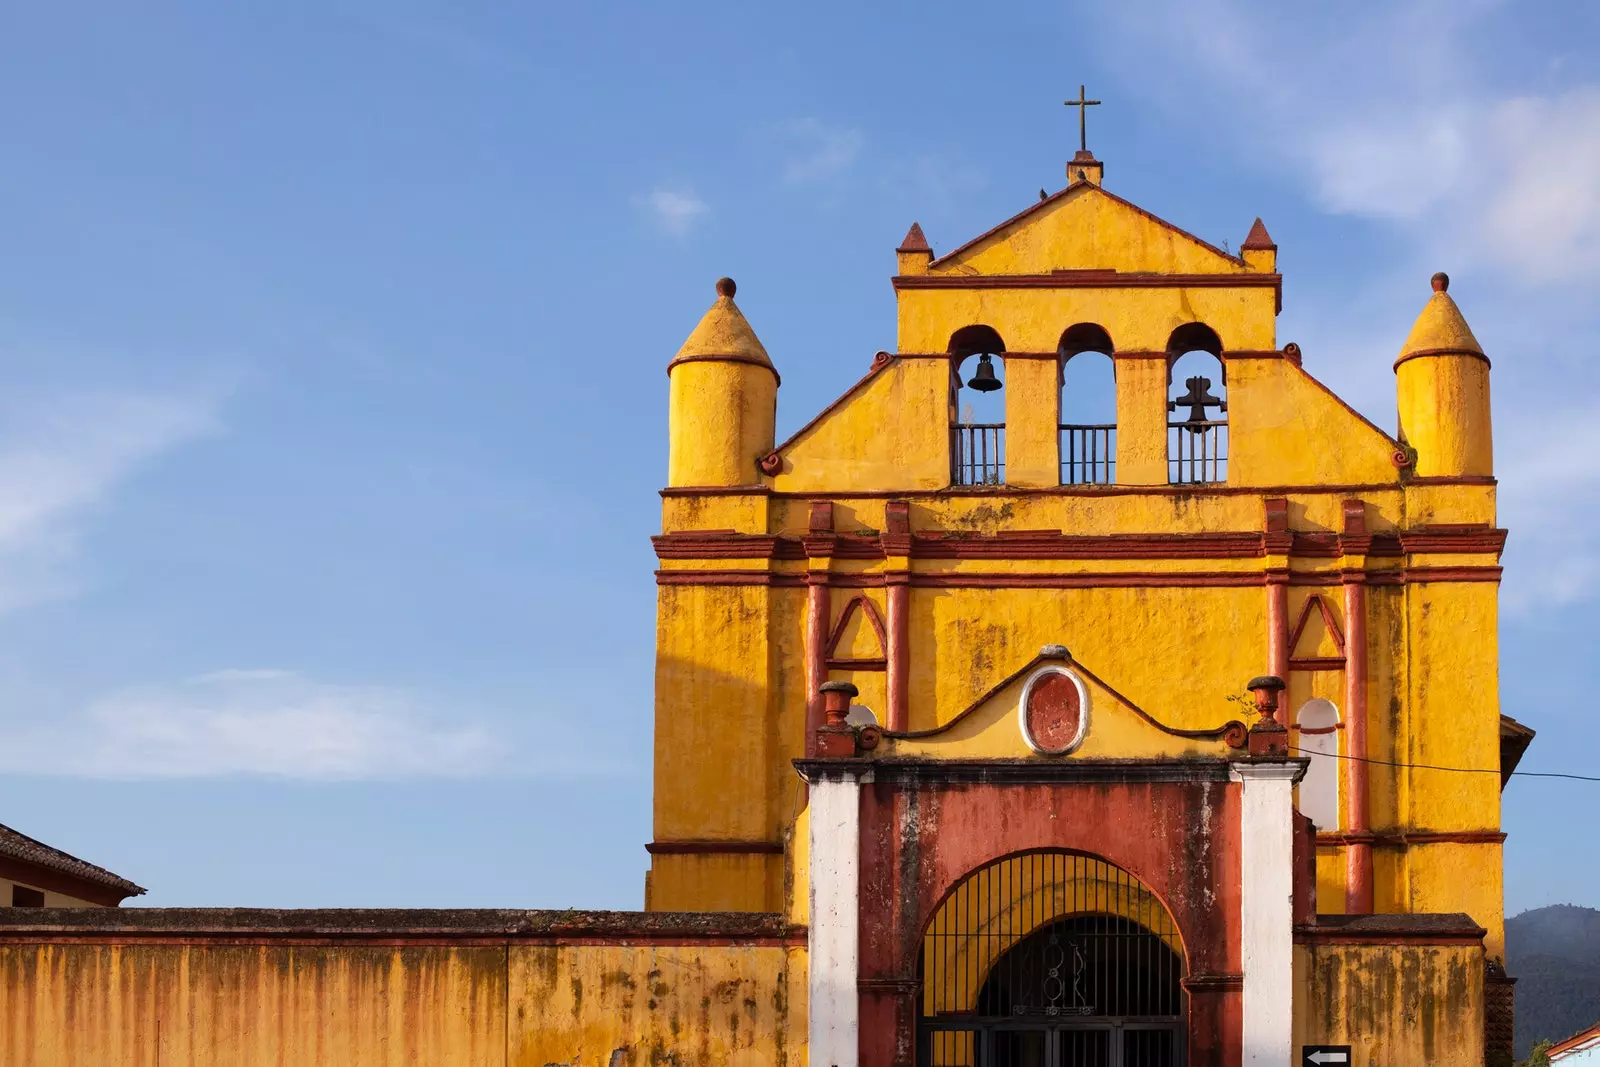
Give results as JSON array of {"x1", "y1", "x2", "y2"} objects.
[
  {"x1": 967, "y1": 353, "x2": 1003, "y2": 392},
  {"x1": 1168, "y1": 375, "x2": 1225, "y2": 430}
]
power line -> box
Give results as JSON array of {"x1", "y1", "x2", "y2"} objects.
[{"x1": 1288, "y1": 745, "x2": 1600, "y2": 784}]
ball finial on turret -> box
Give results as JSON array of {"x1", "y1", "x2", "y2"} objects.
[
  {"x1": 715, "y1": 277, "x2": 737, "y2": 298},
  {"x1": 1431, "y1": 272, "x2": 1449, "y2": 293}
]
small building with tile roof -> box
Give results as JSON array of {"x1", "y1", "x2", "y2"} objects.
[
  {"x1": 0, "y1": 821, "x2": 144, "y2": 908},
  {"x1": 1551, "y1": 1021, "x2": 1600, "y2": 1063}
]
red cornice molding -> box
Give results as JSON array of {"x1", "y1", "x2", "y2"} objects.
[
  {"x1": 655, "y1": 566, "x2": 1504, "y2": 589},
  {"x1": 645, "y1": 840, "x2": 785, "y2": 855},
  {"x1": 653, "y1": 528, "x2": 1507, "y2": 564},
  {"x1": 1316, "y1": 830, "x2": 1506, "y2": 848},
  {"x1": 1393, "y1": 347, "x2": 1492, "y2": 372},
  {"x1": 659, "y1": 480, "x2": 1504, "y2": 500},
  {"x1": 893, "y1": 271, "x2": 1282, "y2": 293},
  {"x1": 665, "y1": 353, "x2": 781, "y2": 385}
]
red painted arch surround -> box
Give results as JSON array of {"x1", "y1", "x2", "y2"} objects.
[{"x1": 854, "y1": 761, "x2": 1246, "y2": 1067}]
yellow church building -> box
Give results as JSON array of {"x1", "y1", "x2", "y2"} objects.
[{"x1": 0, "y1": 130, "x2": 1528, "y2": 1067}]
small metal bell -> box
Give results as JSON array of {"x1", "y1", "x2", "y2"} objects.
[
  {"x1": 1168, "y1": 375, "x2": 1225, "y2": 430},
  {"x1": 967, "y1": 353, "x2": 1003, "y2": 392}
]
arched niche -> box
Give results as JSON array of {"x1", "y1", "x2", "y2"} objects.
[
  {"x1": 948, "y1": 325, "x2": 1007, "y2": 485},
  {"x1": 1295, "y1": 698, "x2": 1341, "y2": 832},
  {"x1": 1058, "y1": 323, "x2": 1117, "y2": 485},
  {"x1": 1165, "y1": 322, "x2": 1228, "y2": 484}
]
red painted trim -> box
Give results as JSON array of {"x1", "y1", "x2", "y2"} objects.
[
  {"x1": 1403, "y1": 565, "x2": 1503, "y2": 583},
  {"x1": 925, "y1": 182, "x2": 1250, "y2": 269},
  {"x1": 823, "y1": 594, "x2": 888, "y2": 664},
  {"x1": 1393, "y1": 347, "x2": 1491, "y2": 371},
  {"x1": 652, "y1": 533, "x2": 782, "y2": 559},
  {"x1": 654, "y1": 566, "x2": 1504, "y2": 589},
  {"x1": 1289, "y1": 657, "x2": 1347, "y2": 671},
  {"x1": 0, "y1": 932, "x2": 809, "y2": 948},
  {"x1": 1293, "y1": 930, "x2": 1485, "y2": 947},
  {"x1": 885, "y1": 580, "x2": 909, "y2": 731},
  {"x1": 1344, "y1": 579, "x2": 1372, "y2": 914},
  {"x1": 805, "y1": 580, "x2": 830, "y2": 758},
  {"x1": 0, "y1": 854, "x2": 136, "y2": 907},
  {"x1": 1220, "y1": 350, "x2": 1286, "y2": 361},
  {"x1": 659, "y1": 477, "x2": 1506, "y2": 500},
  {"x1": 910, "y1": 571, "x2": 1264, "y2": 588},
  {"x1": 1288, "y1": 593, "x2": 1346, "y2": 661},
  {"x1": 911, "y1": 530, "x2": 1268, "y2": 559},
  {"x1": 645, "y1": 840, "x2": 785, "y2": 855},
  {"x1": 654, "y1": 569, "x2": 783, "y2": 586},
  {"x1": 665, "y1": 352, "x2": 781, "y2": 385},
  {"x1": 1316, "y1": 830, "x2": 1505, "y2": 847},
  {"x1": 1289, "y1": 361, "x2": 1406, "y2": 452},
  {"x1": 895, "y1": 272, "x2": 1281, "y2": 292},
  {"x1": 657, "y1": 528, "x2": 1501, "y2": 565},
  {"x1": 885, "y1": 651, "x2": 1247, "y2": 748},
  {"x1": 825, "y1": 657, "x2": 886, "y2": 671},
  {"x1": 1267, "y1": 579, "x2": 1288, "y2": 718},
  {"x1": 768, "y1": 358, "x2": 896, "y2": 459}
]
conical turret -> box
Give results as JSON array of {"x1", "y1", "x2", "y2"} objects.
[
  {"x1": 1394, "y1": 273, "x2": 1492, "y2": 478},
  {"x1": 666, "y1": 278, "x2": 779, "y2": 487}
]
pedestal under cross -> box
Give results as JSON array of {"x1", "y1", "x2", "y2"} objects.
[{"x1": 1064, "y1": 85, "x2": 1101, "y2": 153}]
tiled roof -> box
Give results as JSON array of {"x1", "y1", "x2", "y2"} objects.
[{"x1": 0, "y1": 821, "x2": 145, "y2": 897}]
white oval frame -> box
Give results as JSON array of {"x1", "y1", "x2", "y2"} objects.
[{"x1": 1017, "y1": 665, "x2": 1090, "y2": 756}]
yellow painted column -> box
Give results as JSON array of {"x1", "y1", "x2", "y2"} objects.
[
  {"x1": 1114, "y1": 353, "x2": 1169, "y2": 484},
  {"x1": 1004, "y1": 356, "x2": 1060, "y2": 487}
]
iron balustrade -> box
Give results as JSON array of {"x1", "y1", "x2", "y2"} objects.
[
  {"x1": 954, "y1": 423, "x2": 1006, "y2": 486},
  {"x1": 918, "y1": 851, "x2": 1185, "y2": 1067},
  {"x1": 1167, "y1": 421, "x2": 1228, "y2": 485},
  {"x1": 1061, "y1": 424, "x2": 1117, "y2": 485}
]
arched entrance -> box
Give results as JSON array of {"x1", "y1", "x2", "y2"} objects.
[{"x1": 917, "y1": 851, "x2": 1185, "y2": 1066}]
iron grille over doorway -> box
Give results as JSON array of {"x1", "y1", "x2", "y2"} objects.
[{"x1": 918, "y1": 851, "x2": 1185, "y2": 1067}]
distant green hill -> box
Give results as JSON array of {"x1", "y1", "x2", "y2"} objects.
[{"x1": 1508, "y1": 904, "x2": 1600, "y2": 1058}]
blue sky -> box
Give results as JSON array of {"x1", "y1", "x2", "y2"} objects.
[{"x1": 0, "y1": 2, "x2": 1596, "y2": 914}]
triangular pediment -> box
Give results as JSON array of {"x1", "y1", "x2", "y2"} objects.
[{"x1": 929, "y1": 182, "x2": 1250, "y2": 277}]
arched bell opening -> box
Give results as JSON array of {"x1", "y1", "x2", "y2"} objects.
[
  {"x1": 1058, "y1": 324, "x2": 1117, "y2": 485},
  {"x1": 1165, "y1": 323, "x2": 1227, "y2": 486},
  {"x1": 916, "y1": 850, "x2": 1186, "y2": 1066},
  {"x1": 948, "y1": 325, "x2": 1008, "y2": 486}
]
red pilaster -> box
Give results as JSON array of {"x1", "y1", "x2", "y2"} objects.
[
  {"x1": 1264, "y1": 498, "x2": 1292, "y2": 724},
  {"x1": 1341, "y1": 499, "x2": 1373, "y2": 913},
  {"x1": 881, "y1": 500, "x2": 912, "y2": 733},
  {"x1": 803, "y1": 502, "x2": 836, "y2": 757}
]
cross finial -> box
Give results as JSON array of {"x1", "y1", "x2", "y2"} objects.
[{"x1": 1064, "y1": 84, "x2": 1101, "y2": 153}]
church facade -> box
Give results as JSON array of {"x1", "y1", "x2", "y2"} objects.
[{"x1": 0, "y1": 144, "x2": 1525, "y2": 1067}]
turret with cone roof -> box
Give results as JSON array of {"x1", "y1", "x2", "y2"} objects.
[
  {"x1": 665, "y1": 278, "x2": 779, "y2": 488},
  {"x1": 1394, "y1": 272, "x2": 1492, "y2": 478}
]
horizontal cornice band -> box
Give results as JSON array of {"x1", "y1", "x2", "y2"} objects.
[
  {"x1": 653, "y1": 527, "x2": 1507, "y2": 563},
  {"x1": 892, "y1": 271, "x2": 1282, "y2": 292}
]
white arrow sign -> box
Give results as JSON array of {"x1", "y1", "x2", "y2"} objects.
[{"x1": 1308, "y1": 1053, "x2": 1348, "y2": 1065}]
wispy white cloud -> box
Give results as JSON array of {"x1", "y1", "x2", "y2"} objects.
[
  {"x1": 781, "y1": 118, "x2": 864, "y2": 185},
  {"x1": 635, "y1": 187, "x2": 709, "y2": 236},
  {"x1": 1496, "y1": 411, "x2": 1600, "y2": 610},
  {"x1": 0, "y1": 388, "x2": 219, "y2": 613},
  {"x1": 0, "y1": 669, "x2": 498, "y2": 780},
  {"x1": 1097, "y1": 2, "x2": 1600, "y2": 288},
  {"x1": 1090, "y1": 0, "x2": 1600, "y2": 612}
]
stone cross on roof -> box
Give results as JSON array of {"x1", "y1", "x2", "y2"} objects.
[{"x1": 1064, "y1": 84, "x2": 1101, "y2": 153}]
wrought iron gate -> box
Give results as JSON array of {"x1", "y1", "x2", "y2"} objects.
[{"x1": 917, "y1": 852, "x2": 1185, "y2": 1067}]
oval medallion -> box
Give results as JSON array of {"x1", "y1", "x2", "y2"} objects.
[{"x1": 1020, "y1": 668, "x2": 1087, "y2": 755}]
